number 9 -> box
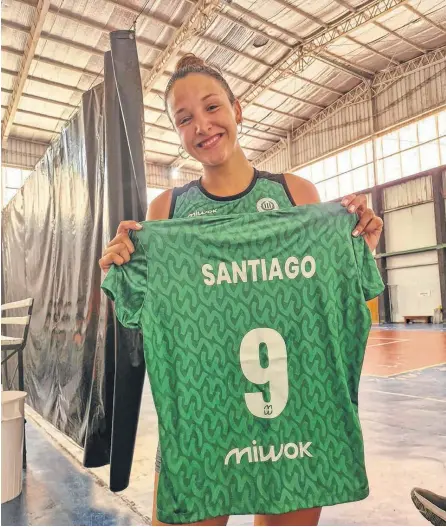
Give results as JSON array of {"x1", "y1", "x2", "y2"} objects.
[{"x1": 240, "y1": 328, "x2": 289, "y2": 419}]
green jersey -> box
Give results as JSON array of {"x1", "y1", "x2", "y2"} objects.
[
  {"x1": 102, "y1": 203, "x2": 384, "y2": 525},
  {"x1": 168, "y1": 169, "x2": 296, "y2": 218}
]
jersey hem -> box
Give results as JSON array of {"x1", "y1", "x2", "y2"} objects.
[{"x1": 157, "y1": 487, "x2": 370, "y2": 524}]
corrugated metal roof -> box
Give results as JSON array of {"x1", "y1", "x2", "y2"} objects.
[{"x1": 2, "y1": 0, "x2": 446, "y2": 169}]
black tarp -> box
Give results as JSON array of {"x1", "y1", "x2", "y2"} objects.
[{"x1": 1, "y1": 30, "x2": 147, "y2": 491}]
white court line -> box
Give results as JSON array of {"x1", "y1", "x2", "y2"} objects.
[
  {"x1": 366, "y1": 340, "x2": 410, "y2": 348},
  {"x1": 364, "y1": 389, "x2": 446, "y2": 403},
  {"x1": 368, "y1": 337, "x2": 408, "y2": 341}
]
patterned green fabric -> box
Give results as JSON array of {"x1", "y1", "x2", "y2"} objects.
[
  {"x1": 102, "y1": 203, "x2": 384, "y2": 524},
  {"x1": 172, "y1": 173, "x2": 294, "y2": 218}
]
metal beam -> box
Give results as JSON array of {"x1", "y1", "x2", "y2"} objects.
[
  {"x1": 239, "y1": 0, "x2": 406, "y2": 108},
  {"x1": 1, "y1": 88, "x2": 78, "y2": 110},
  {"x1": 251, "y1": 103, "x2": 308, "y2": 122},
  {"x1": 2, "y1": 19, "x2": 329, "y2": 116},
  {"x1": 331, "y1": 0, "x2": 358, "y2": 11},
  {"x1": 2, "y1": 0, "x2": 50, "y2": 147},
  {"x1": 13, "y1": 0, "x2": 273, "y2": 71},
  {"x1": 2, "y1": 68, "x2": 85, "y2": 94},
  {"x1": 372, "y1": 44, "x2": 446, "y2": 93},
  {"x1": 272, "y1": 0, "x2": 329, "y2": 28},
  {"x1": 403, "y1": 4, "x2": 446, "y2": 37},
  {"x1": 372, "y1": 21, "x2": 427, "y2": 53},
  {"x1": 314, "y1": 52, "x2": 374, "y2": 80},
  {"x1": 223, "y1": 1, "x2": 301, "y2": 43},
  {"x1": 1, "y1": 105, "x2": 65, "y2": 123},
  {"x1": 344, "y1": 35, "x2": 400, "y2": 64},
  {"x1": 253, "y1": 45, "x2": 446, "y2": 167},
  {"x1": 9, "y1": 122, "x2": 60, "y2": 135},
  {"x1": 142, "y1": 0, "x2": 220, "y2": 96},
  {"x1": 263, "y1": 0, "x2": 400, "y2": 71},
  {"x1": 2, "y1": 46, "x2": 102, "y2": 79},
  {"x1": 268, "y1": 88, "x2": 326, "y2": 110}
]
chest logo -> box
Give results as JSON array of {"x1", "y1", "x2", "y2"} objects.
[{"x1": 257, "y1": 198, "x2": 279, "y2": 212}]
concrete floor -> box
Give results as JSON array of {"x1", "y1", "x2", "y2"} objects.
[{"x1": 2, "y1": 325, "x2": 445, "y2": 526}]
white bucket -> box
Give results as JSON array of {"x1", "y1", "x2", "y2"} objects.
[{"x1": 1, "y1": 391, "x2": 27, "y2": 504}]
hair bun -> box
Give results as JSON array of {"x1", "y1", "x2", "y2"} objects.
[{"x1": 175, "y1": 53, "x2": 206, "y2": 71}]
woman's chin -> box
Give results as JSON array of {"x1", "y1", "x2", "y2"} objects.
[{"x1": 197, "y1": 149, "x2": 229, "y2": 167}]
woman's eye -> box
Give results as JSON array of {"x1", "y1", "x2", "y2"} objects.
[{"x1": 207, "y1": 105, "x2": 219, "y2": 111}]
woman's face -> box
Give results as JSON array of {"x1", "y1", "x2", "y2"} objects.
[{"x1": 168, "y1": 73, "x2": 242, "y2": 167}]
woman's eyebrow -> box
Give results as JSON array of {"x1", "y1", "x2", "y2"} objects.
[{"x1": 174, "y1": 94, "x2": 219, "y2": 117}]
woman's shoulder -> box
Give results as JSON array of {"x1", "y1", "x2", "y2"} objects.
[
  {"x1": 283, "y1": 172, "x2": 320, "y2": 205},
  {"x1": 146, "y1": 189, "x2": 173, "y2": 220}
]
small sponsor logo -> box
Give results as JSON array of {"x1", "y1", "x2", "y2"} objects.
[
  {"x1": 257, "y1": 198, "x2": 279, "y2": 212},
  {"x1": 188, "y1": 209, "x2": 218, "y2": 217}
]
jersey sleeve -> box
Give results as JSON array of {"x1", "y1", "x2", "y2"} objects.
[
  {"x1": 352, "y1": 234, "x2": 385, "y2": 301},
  {"x1": 101, "y1": 233, "x2": 148, "y2": 329}
]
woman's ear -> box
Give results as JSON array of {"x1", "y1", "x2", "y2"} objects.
[{"x1": 233, "y1": 99, "x2": 242, "y2": 124}]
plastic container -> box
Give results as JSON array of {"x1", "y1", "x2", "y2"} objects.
[{"x1": 1, "y1": 391, "x2": 27, "y2": 504}]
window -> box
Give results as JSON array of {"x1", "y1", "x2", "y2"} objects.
[
  {"x1": 339, "y1": 172, "x2": 353, "y2": 196},
  {"x1": 419, "y1": 141, "x2": 440, "y2": 171},
  {"x1": 337, "y1": 150, "x2": 351, "y2": 173},
  {"x1": 381, "y1": 130, "x2": 399, "y2": 157},
  {"x1": 292, "y1": 109, "x2": 444, "y2": 202},
  {"x1": 2, "y1": 166, "x2": 31, "y2": 208},
  {"x1": 418, "y1": 115, "x2": 437, "y2": 143},
  {"x1": 401, "y1": 148, "x2": 420, "y2": 178},
  {"x1": 351, "y1": 144, "x2": 366, "y2": 168},
  {"x1": 399, "y1": 123, "x2": 418, "y2": 151},
  {"x1": 438, "y1": 110, "x2": 446, "y2": 137}
]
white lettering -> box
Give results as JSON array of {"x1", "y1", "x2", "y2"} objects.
[
  {"x1": 284, "y1": 442, "x2": 299, "y2": 459},
  {"x1": 202, "y1": 264, "x2": 215, "y2": 286},
  {"x1": 260, "y1": 259, "x2": 268, "y2": 281},
  {"x1": 301, "y1": 256, "x2": 316, "y2": 278},
  {"x1": 232, "y1": 261, "x2": 247, "y2": 284},
  {"x1": 285, "y1": 257, "x2": 299, "y2": 279},
  {"x1": 225, "y1": 441, "x2": 313, "y2": 465},
  {"x1": 247, "y1": 259, "x2": 260, "y2": 282},
  {"x1": 217, "y1": 262, "x2": 232, "y2": 285},
  {"x1": 268, "y1": 258, "x2": 283, "y2": 280},
  {"x1": 299, "y1": 442, "x2": 313, "y2": 458},
  {"x1": 202, "y1": 256, "x2": 317, "y2": 286}
]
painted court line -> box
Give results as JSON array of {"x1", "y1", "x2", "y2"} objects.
[
  {"x1": 364, "y1": 389, "x2": 446, "y2": 404},
  {"x1": 368, "y1": 337, "x2": 409, "y2": 341},
  {"x1": 366, "y1": 340, "x2": 410, "y2": 348}
]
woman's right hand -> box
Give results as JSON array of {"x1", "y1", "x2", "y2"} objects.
[{"x1": 99, "y1": 220, "x2": 142, "y2": 274}]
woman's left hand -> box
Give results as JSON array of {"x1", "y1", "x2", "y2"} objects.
[{"x1": 341, "y1": 194, "x2": 383, "y2": 252}]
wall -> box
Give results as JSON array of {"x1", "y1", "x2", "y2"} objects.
[{"x1": 382, "y1": 175, "x2": 442, "y2": 322}]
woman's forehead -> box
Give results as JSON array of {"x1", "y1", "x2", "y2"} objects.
[{"x1": 168, "y1": 74, "x2": 226, "y2": 109}]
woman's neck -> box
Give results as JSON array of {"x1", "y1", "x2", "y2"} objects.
[{"x1": 201, "y1": 148, "x2": 254, "y2": 197}]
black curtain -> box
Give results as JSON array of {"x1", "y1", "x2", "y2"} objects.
[{"x1": 1, "y1": 30, "x2": 147, "y2": 491}]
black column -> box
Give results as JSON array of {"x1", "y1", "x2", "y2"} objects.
[
  {"x1": 372, "y1": 186, "x2": 391, "y2": 324},
  {"x1": 432, "y1": 169, "x2": 446, "y2": 318}
]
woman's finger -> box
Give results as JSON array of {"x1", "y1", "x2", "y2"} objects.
[
  {"x1": 341, "y1": 194, "x2": 356, "y2": 209},
  {"x1": 352, "y1": 208, "x2": 375, "y2": 237},
  {"x1": 99, "y1": 253, "x2": 125, "y2": 273},
  {"x1": 116, "y1": 220, "x2": 142, "y2": 236},
  {"x1": 106, "y1": 235, "x2": 135, "y2": 254},
  {"x1": 345, "y1": 194, "x2": 367, "y2": 214}
]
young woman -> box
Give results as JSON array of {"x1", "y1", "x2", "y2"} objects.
[{"x1": 99, "y1": 54, "x2": 383, "y2": 527}]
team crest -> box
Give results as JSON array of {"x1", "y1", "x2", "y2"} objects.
[{"x1": 256, "y1": 198, "x2": 279, "y2": 212}]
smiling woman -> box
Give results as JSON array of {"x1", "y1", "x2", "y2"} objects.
[
  {"x1": 164, "y1": 54, "x2": 246, "y2": 180},
  {"x1": 99, "y1": 52, "x2": 384, "y2": 527}
]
